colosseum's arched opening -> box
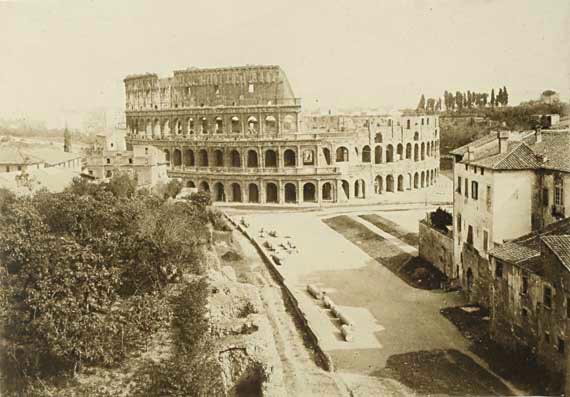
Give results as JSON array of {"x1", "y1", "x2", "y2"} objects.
[
  {"x1": 414, "y1": 144, "x2": 419, "y2": 161},
  {"x1": 265, "y1": 116, "x2": 277, "y2": 133},
  {"x1": 214, "y1": 182, "x2": 225, "y2": 202},
  {"x1": 341, "y1": 180, "x2": 350, "y2": 199},
  {"x1": 414, "y1": 172, "x2": 419, "y2": 189},
  {"x1": 375, "y1": 133, "x2": 383, "y2": 143},
  {"x1": 322, "y1": 182, "x2": 333, "y2": 201},
  {"x1": 362, "y1": 146, "x2": 371, "y2": 163},
  {"x1": 397, "y1": 175, "x2": 404, "y2": 191},
  {"x1": 164, "y1": 149, "x2": 170, "y2": 163},
  {"x1": 323, "y1": 148, "x2": 331, "y2": 165},
  {"x1": 146, "y1": 120, "x2": 152, "y2": 135},
  {"x1": 175, "y1": 119, "x2": 182, "y2": 135},
  {"x1": 186, "y1": 180, "x2": 195, "y2": 188},
  {"x1": 248, "y1": 184, "x2": 259, "y2": 203},
  {"x1": 247, "y1": 116, "x2": 258, "y2": 133},
  {"x1": 199, "y1": 149, "x2": 209, "y2": 167},
  {"x1": 231, "y1": 183, "x2": 242, "y2": 202},
  {"x1": 231, "y1": 116, "x2": 240, "y2": 133},
  {"x1": 421, "y1": 171, "x2": 425, "y2": 188},
  {"x1": 386, "y1": 175, "x2": 394, "y2": 192},
  {"x1": 247, "y1": 150, "x2": 259, "y2": 168},
  {"x1": 201, "y1": 117, "x2": 208, "y2": 134},
  {"x1": 184, "y1": 149, "x2": 195, "y2": 166},
  {"x1": 163, "y1": 120, "x2": 171, "y2": 135},
  {"x1": 407, "y1": 173, "x2": 413, "y2": 190},
  {"x1": 421, "y1": 143, "x2": 426, "y2": 160},
  {"x1": 173, "y1": 149, "x2": 182, "y2": 167},
  {"x1": 153, "y1": 119, "x2": 160, "y2": 136},
  {"x1": 187, "y1": 117, "x2": 195, "y2": 134},
  {"x1": 230, "y1": 150, "x2": 241, "y2": 167},
  {"x1": 214, "y1": 150, "x2": 224, "y2": 167},
  {"x1": 284, "y1": 149, "x2": 296, "y2": 167},
  {"x1": 386, "y1": 145, "x2": 394, "y2": 163},
  {"x1": 375, "y1": 175, "x2": 383, "y2": 194},
  {"x1": 265, "y1": 150, "x2": 277, "y2": 167},
  {"x1": 284, "y1": 183, "x2": 297, "y2": 203},
  {"x1": 396, "y1": 144, "x2": 403, "y2": 161},
  {"x1": 354, "y1": 179, "x2": 365, "y2": 198},
  {"x1": 406, "y1": 143, "x2": 412, "y2": 160},
  {"x1": 199, "y1": 181, "x2": 210, "y2": 192},
  {"x1": 266, "y1": 183, "x2": 278, "y2": 203},
  {"x1": 336, "y1": 147, "x2": 349, "y2": 162},
  {"x1": 375, "y1": 146, "x2": 382, "y2": 164},
  {"x1": 303, "y1": 183, "x2": 316, "y2": 202}
]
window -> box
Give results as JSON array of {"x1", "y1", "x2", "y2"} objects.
[
  {"x1": 88, "y1": 170, "x2": 93, "y2": 175},
  {"x1": 105, "y1": 170, "x2": 112, "y2": 178},
  {"x1": 544, "y1": 286, "x2": 552, "y2": 309},
  {"x1": 559, "y1": 338, "x2": 565, "y2": 354},
  {"x1": 129, "y1": 158, "x2": 133, "y2": 164},
  {"x1": 406, "y1": 120, "x2": 410, "y2": 129},
  {"x1": 248, "y1": 83, "x2": 254, "y2": 93},
  {"x1": 474, "y1": 166, "x2": 477, "y2": 174},
  {"x1": 465, "y1": 178, "x2": 469, "y2": 197},
  {"x1": 543, "y1": 188, "x2": 549, "y2": 206},
  {"x1": 495, "y1": 261, "x2": 503, "y2": 279},
  {"x1": 465, "y1": 164, "x2": 468, "y2": 171},
  {"x1": 555, "y1": 175, "x2": 564, "y2": 206},
  {"x1": 106, "y1": 158, "x2": 111, "y2": 164},
  {"x1": 486, "y1": 185, "x2": 492, "y2": 210},
  {"x1": 457, "y1": 214, "x2": 462, "y2": 233},
  {"x1": 421, "y1": 118, "x2": 424, "y2": 125},
  {"x1": 472, "y1": 181, "x2": 479, "y2": 200},
  {"x1": 17, "y1": 165, "x2": 22, "y2": 171},
  {"x1": 522, "y1": 276, "x2": 528, "y2": 294},
  {"x1": 467, "y1": 225, "x2": 474, "y2": 245},
  {"x1": 483, "y1": 230, "x2": 489, "y2": 252},
  {"x1": 457, "y1": 176, "x2": 462, "y2": 194},
  {"x1": 481, "y1": 168, "x2": 484, "y2": 176}
]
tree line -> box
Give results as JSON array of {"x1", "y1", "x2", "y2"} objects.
[{"x1": 416, "y1": 86, "x2": 509, "y2": 112}]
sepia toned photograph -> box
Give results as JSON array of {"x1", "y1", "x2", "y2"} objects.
[{"x1": 0, "y1": 0, "x2": 569, "y2": 395}]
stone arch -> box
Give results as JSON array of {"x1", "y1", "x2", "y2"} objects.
[
  {"x1": 175, "y1": 119, "x2": 182, "y2": 135},
  {"x1": 322, "y1": 182, "x2": 333, "y2": 201},
  {"x1": 186, "y1": 180, "x2": 196, "y2": 188},
  {"x1": 265, "y1": 149, "x2": 278, "y2": 167},
  {"x1": 184, "y1": 149, "x2": 195, "y2": 166},
  {"x1": 199, "y1": 181, "x2": 210, "y2": 192},
  {"x1": 362, "y1": 145, "x2": 371, "y2": 163},
  {"x1": 284, "y1": 149, "x2": 296, "y2": 167},
  {"x1": 231, "y1": 183, "x2": 242, "y2": 202},
  {"x1": 386, "y1": 144, "x2": 394, "y2": 163},
  {"x1": 407, "y1": 173, "x2": 413, "y2": 190},
  {"x1": 421, "y1": 171, "x2": 425, "y2": 188},
  {"x1": 374, "y1": 145, "x2": 383, "y2": 164},
  {"x1": 214, "y1": 149, "x2": 224, "y2": 167},
  {"x1": 414, "y1": 131, "x2": 419, "y2": 141},
  {"x1": 199, "y1": 149, "x2": 209, "y2": 167},
  {"x1": 341, "y1": 180, "x2": 350, "y2": 199},
  {"x1": 336, "y1": 146, "x2": 349, "y2": 162},
  {"x1": 397, "y1": 175, "x2": 404, "y2": 191},
  {"x1": 230, "y1": 149, "x2": 241, "y2": 167},
  {"x1": 187, "y1": 117, "x2": 195, "y2": 134},
  {"x1": 303, "y1": 182, "x2": 317, "y2": 202},
  {"x1": 248, "y1": 183, "x2": 260, "y2": 203},
  {"x1": 153, "y1": 119, "x2": 160, "y2": 136},
  {"x1": 265, "y1": 115, "x2": 277, "y2": 133},
  {"x1": 421, "y1": 142, "x2": 426, "y2": 160},
  {"x1": 214, "y1": 117, "x2": 223, "y2": 134},
  {"x1": 386, "y1": 175, "x2": 395, "y2": 192},
  {"x1": 405, "y1": 143, "x2": 412, "y2": 160},
  {"x1": 247, "y1": 150, "x2": 259, "y2": 168},
  {"x1": 163, "y1": 119, "x2": 171, "y2": 135},
  {"x1": 164, "y1": 149, "x2": 171, "y2": 163},
  {"x1": 414, "y1": 172, "x2": 419, "y2": 189},
  {"x1": 374, "y1": 133, "x2": 383, "y2": 143},
  {"x1": 247, "y1": 116, "x2": 258, "y2": 133},
  {"x1": 354, "y1": 179, "x2": 365, "y2": 198},
  {"x1": 145, "y1": 119, "x2": 152, "y2": 135},
  {"x1": 414, "y1": 143, "x2": 419, "y2": 162},
  {"x1": 173, "y1": 149, "x2": 182, "y2": 166},
  {"x1": 322, "y1": 148, "x2": 331, "y2": 165},
  {"x1": 231, "y1": 116, "x2": 241, "y2": 133},
  {"x1": 213, "y1": 182, "x2": 225, "y2": 202},
  {"x1": 375, "y1": 175, "x2": 383, "y2": 194},
  {"x1": 396, "y1": 144, "x2": 404, "y2": 161},
  {"x1": 266, "y1": 183, "x2": 278, "y2": 203},
  {"x1": 284, "y1": 183, "x2": 297, "y2": 203}
]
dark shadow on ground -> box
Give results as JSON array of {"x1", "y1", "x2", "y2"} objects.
[
  {"x1": 359, "y1": 213, "x2": 419, "y2": 247},
  {"x1": 441, "y1": 305, "x2": 563, "y2": 396},
  {"x1": 324, "y1": 216, "x2": 446, "y2": 290},
  {"x1": 371, "y1": 349, "x2": 514, "y2": 396}
]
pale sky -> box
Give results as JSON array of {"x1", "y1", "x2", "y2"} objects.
[{"x1": 1, "y1": 0, "x2": 569, "y2": 127}]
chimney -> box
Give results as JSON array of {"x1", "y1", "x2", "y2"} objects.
[
  {"x1": 535, "y1": 126, "x2": 542, "y2": 143},
  {"x1": 466, "y1": 146, "x2": 475, "y2": 161},
  {"x1": 498, "y1": 131, "x2": 510, "y2": 154}
]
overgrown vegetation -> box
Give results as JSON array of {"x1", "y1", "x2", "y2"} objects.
[
  {"x1": 429, "y1": 207, "x2": 453, "y2": 233},
  {"x1": 0, "y1": 174, "x2": 212, "y2": 395}
]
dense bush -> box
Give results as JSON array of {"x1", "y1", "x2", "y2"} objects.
[
  {"x1": 0, "y1": 173, "x2": 211, "y2": 394},
  {"x1": 430, "y1": 207, "x2": 453, "y2": 232}
]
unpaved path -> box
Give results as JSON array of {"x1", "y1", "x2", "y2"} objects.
[{"x1": 234, "y1": 230, "x2": 350, "y2": 396}]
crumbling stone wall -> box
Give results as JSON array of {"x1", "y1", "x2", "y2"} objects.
[{"x1": 419, "y1": 220, "x2": 454, "y2": 278}]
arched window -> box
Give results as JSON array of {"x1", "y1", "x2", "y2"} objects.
[
  {"x1": 184, "y1": 149, "x2": 195, "y2": 166},
  {"x1": 284, "y1": 183, "x2": 297, "y2": 203},
  {"x1": 247, "y1": 150, "x2": 258, "y2": 167},
  {"x1": 341, "y1": 180, "x2": 350, "y2": 199},
  {"x1": 414, "y1": 144, "x2": 419, "y2": 161},
  {"x1": 187, "y1": 118, "x2": 195, "y2": 134},
  {"x1": 303, "y1": 183, "x2": 316, "y2": 202},
  {"x1": 362, "y1": 145, "x2": 371, "y2": 163},
  {"x1": 421, "y1": 171, "x2": 425, "y2": 187},
  {"x1": 231, "y1": 116, "x2": 240, "y2": 133},
  {"x1": 396, "y1": 144, "x2": 403, "y2": 161},
  {"x1": 386, "y1": 175, "x2": 394, "y2": 192},
  {"x1": 421, "y1": 143, "x2": 426, "y2": 160},
  {"x1": 201, "y1": 117, "x2": 208, "y2": 134},
  {"x1": 186, "y1": 180, "x2": 195, "y2": 188},
  {"x1": 215, "y1": 117, "x2": 223, "y2": 134},
  {"x1": 175, "y1": 119, "x2": 182, "y2": 135},
  {"x1": 336, "y1": 146, "x2": 349, "y2": 162},
  {"x1": 374, "y1": 133, "x2": 383, "y2": 143},
  {"x1": 323, "y1": 148, "x2": 331, "y2": 165},
  {"x1": 164, "y1": 149, "x2": 170, "y2": 163},
  {"x1": 231, "y1": 183, "x2": 242, "y2": 202},
  {"x1": 213, "y1": 182, "x2": 225, "y2": 202},
  {"x1": 265, "y1": 149, "x2": 277, "y2": 167},
  {"x1": 322, "y1": 182, "x2": 333, "y2": 201},
  {"x1": 284, "y1": 149, "x2": 296, "y2": 167},
  {"x1": 265, "y1": 115, "x2": 277, "y2": 133},
  {"x1": 375, "y1": 176, "x2": 383, "y2": 194},
  {"x1": 414, "y1": 132, "x2": 419, "y2": 141},
  {"x1": 397, "y1": 175, "x2": 404, "y2": 191},
  {"x1": 375, "y1": 146, "x2": 382, "y2": 164},
  {"x1": 199, "y1": 181, "x2": 210, "y2": 192},
  {"x1": 414, "y1": 172, "x2": 419, "y2": 189},
  {"x1": 354, "y1": 179, "x2": 365, "y2": 198},
  {"x1": 173, "y1": 149, "x2": 182, "y2": 166},
  {"x1": 248, "y1": 184, "x2": 259, "y2": 203},
  {"x1": 406, "y1": 143, "x2": 412, "y2": 159},
  {"x1": 266, "y1": 183, "x2": 278, "y2": 203},
  {"x1": 386, "y1": 145, "x2": 394, "y2": 163},
  {"x1": 214, "y1": 150, "x2": 224, "y2": 167},
  {"x1": 247, "y1": 116, "x2": 258, "y2": 134},
  {"x1": 199, "y1": 149, "x2": 208, "y2": 166},
  {"x1": 230, "y1": 150, "x2": 241, "y2": 167}
]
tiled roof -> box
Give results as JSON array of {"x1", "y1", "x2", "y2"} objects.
[
  {"x1": 530, "y1": 130, "x2": 570, "y2": 173},
  {"x1": 449, "y1": 133, "x2": 497, "y2": 156},
  {"x1": 469, "y1": 142, "x2": 541, "y2": 170},
  {"x1": 0, "y1": 147, "x2": 44, "y2": 164},
  {"x1": 489, "y1": 242, "x2": 540, "y2": 264},
  {"x1": 542, "y1": 235, "x2": 570, "y2": 271}
]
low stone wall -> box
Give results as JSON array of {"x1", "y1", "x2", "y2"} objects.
[
  {"x1": 418, "y1": 220, "x2": 454, "y2": 278},
  {"x1": 224, "y1": 215, "x2": 335, "y2": 373}
]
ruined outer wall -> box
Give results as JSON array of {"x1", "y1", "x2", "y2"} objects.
[{"x1": 419, "y1": 220, "x2": 454, "y2": 278}]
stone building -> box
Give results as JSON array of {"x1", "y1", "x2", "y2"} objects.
[
  {"x1": 450, "y1": 128, "x2": 570, "y2": 308},
  {"x1": 123, "y1": 65, "x2": 440, "y2": 205},
  {"x1": 488, "y1": 217, "x2": 570, "y2": 374},
  {"x1": 84, "y1": 128, "x2": 168, "y2": 186}
]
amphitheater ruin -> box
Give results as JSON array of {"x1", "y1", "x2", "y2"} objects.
[{"x1": 124, "y1": 65, "x2": 440, "y2": 205}]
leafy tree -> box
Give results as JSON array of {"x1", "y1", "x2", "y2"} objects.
[
  {"x1": 106, "y1": 171, "x2": 138, "y2": 198},
  {"x1": 490, "y1": 89, "x2": 495, "y2": 107},
  {"x1": 502, "y1": 86, "x2": 509, "y2": 106},
  {"x1": 455, "y1": 91, "x2": 464, "y2": 111},
  {"x1": 164, "y1": 178, "x2": 183, "y2": 199},
  {"x1": 430, "y1": 207, "x2": 453, "y2": 232}
]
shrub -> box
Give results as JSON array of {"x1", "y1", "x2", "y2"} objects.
[
  {"x1": 190, "y1": 191, "x2": 212, "y2": 207},
  {"x1": 430, "y1": 207, "x2": 453, "y2": 232}
]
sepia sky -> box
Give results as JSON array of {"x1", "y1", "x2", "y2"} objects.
[{"x1": 0, "y1": 0, "x2": 569, "y2": 126}]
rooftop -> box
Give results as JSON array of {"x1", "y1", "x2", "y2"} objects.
[{"x1": 0, "y1": 146, "x2": 82, "y2": 166}]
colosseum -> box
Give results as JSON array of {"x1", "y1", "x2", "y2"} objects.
[{"x1": 124, "y1": 65, "x2": 440, "y2": 205}]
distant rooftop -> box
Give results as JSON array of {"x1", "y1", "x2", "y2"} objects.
[{"x1": 0, "y1": 146, "x2": 82, "y2": 165}]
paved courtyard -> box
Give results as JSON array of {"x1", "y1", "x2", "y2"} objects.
[{"x1": 226, "y1": 197, "x2": 524, "y2": 395}]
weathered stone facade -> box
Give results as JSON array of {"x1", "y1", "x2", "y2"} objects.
[
  {"x1": 418, "y1": 219, "x2": 454, "y2": 278},
  {"x1": 124, "y1": 65, "x2": 440, "y2": 205}
]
